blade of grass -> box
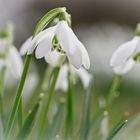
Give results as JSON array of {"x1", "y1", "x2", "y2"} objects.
[
  {"x1": 17, "y1": 99, "x2": 23, "y2": 129},
  {"x1": 107, "y1": 120, "x2": 128, "y2": 140},
  {"x1": 112, "y1": 114, "x2": 140, "y2": 139},
  {"x1": 38, "y1": 66, "x2": 60, "y2": 140},
  {"x1": 0, "y1": 65, "x2": 7, "y2": 122},
  {"x1": 79, "y1": 79, "x2": 93, "y2": 140},
  {"x1": 0, "y1": 116, "x2": 3, "y2": 140},
  {"x1": 65, "y1": 69, "x2": 73, "y2": 139},
  {"x1": 107, "y1": 75, "x2": 122, "y2": 105},
  {"x1": 16, "y1": 94, "x2": 43, "y2": 140},
  {"x1": 4, "y1": 54, "x2": 32, "y2": 140},
  {"x1": 47, "y1": 99, "x2": 65, "y2": 140},
  {"x1": 89, "y1": 109, "x2": 106, "y2": 138}
]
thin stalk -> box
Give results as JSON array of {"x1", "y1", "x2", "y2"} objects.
[
  {"x1": 65, "y1": 69, "x2": 73, "y2": 139},
  {"x1": 38, "y1": 66, "x2": 60, "y2": 140},
  {"x1": 4, "y1": 54, "x2": 32, "y2": 140},
  {"x1": 0, "y1": 65, "x2": 7, "y2": 121},
  {"x1": 17, "y1": 99, "x2": 23, "y2": 129},
  {"x1": 29, "y1": 66, "x2": 52, "y2": 140},
  {"x1": 107, "y1": 75, "x2": 122, "y2": 105},
  {"x1": 41, "y1": 66, "x2": 52, "y2": 93},
  {"x1": 80, "y1": 80, "x2": 93, "y2": 140}
]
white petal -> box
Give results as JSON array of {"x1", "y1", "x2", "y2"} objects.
[
  {"x1": 21, "y1": 26, "x2": 56, "y2": 55},
  {"x1": 56, "y1": 21, "x2": 77, "y2": 54},
  {"x1": 76, "y1": 40, "x2": 90, "y2": 69},
  {"x1": 20, "y1": 37, "x2": 33, "y2": 55},
  {"x1": 67, "y1": 45, "x2": 83, "y2": 69},
  {"x1": 34, "y1": 26, "x2": 57, "y2": 58},
  {"x1": 133, "y1": 36, "x2": 140, "y2": 53},
  {"x1": 74, "y1": 67, "x2": 92, "y2": 89},
  {"x1": 56, "y1": 21, "x2": 89, "y2": 69},
  {"x1": 110, "y1": 37, "x2": 138, "y2": 67},
  {"x1": 35, "y1": 38, "x2": 52, "y2": 59},
  {"x1": 7, "y1": 46, "x2": 23, "y2": 78},
  {"x1": 113, "y1": 59, "x2": 135, "y2": 75},
  {"x1": 44, "y1": 50, "x2": 62, "y2": 67},
  {"x1": 33, "y1": 26, "x2": 56, "y2": 46}
]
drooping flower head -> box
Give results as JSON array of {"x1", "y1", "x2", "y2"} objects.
[
  {"x1": 20, "y1": 8, "x2": 90, "y2": 70},
  {"x1": 110, "y1": 24, "x2": 140, "y2": 75},
  {"x1": 55, "y1": 64, "x2": 92, "y2": 91}
]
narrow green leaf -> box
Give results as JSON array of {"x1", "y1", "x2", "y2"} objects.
[
  {"x1": 38, "y1": 66, "x2": 60, "y2": 140},
  {"x1": 107, "y1": 75, "x2": 122, "y2": 105},
  {"x1": 4, "y1": 54, "x2": 32, "y2": 140},
  {"x1": 79, "y1": 79, "x2": 93, "y2": 140},
  {"x1": 33, "y1": 7, "x2": 66, "y2": 37},
  {"x1": 0, "y1": 117, "x2": 3, "y2": 140},
  {"x1": 47, "y1": 99, "x2": 65, "y2": 140},
  {"x1": 112, "y1": 114, "x2": 140, "y2": 140},
  {"x1": 65, "y1": 70, "x2": 73, "y2": 139},
  {"x1": 16, "y1": 94, "x2": 43, "y2": 140},
  {"x1": 90, "y1": 108, "x2": 106, "y2": 138},
  {"x1": 107, "y1": 120, "x2": 128, "y2": 140}
]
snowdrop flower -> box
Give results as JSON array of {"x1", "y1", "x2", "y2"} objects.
[
  {"x1": 56, "y1": 64, "x2": 92, "y2": 91},
  {"x1": 20, "y1": 20, "x2": 90, "y2": 69},
  {"x1": 110, "y1": 36, "x2": 140, "y2": 75},
  {"x1": 0, "y1": 39, "x2": 23, "y2": 79}
]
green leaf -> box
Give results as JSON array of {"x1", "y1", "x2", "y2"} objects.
[
  {"x1": 112, "y1": 114, "x2": 140, "y2": 140},
  {"x1": 0, "y1": 117, "x2": 3, "y2": 140},
  {"x1": 89, "y1": 108, "x2": 106, "y2": 138},
  {"x1": 79, "y1": 79, "x2": 93, "y2": 140},
  {"x1": 107, "y1": 120, "x2": 128, "y2": 140},
  {"x1": 47, "y1": 99, "x2": 65, "y2": 140},
  {"x1": 16, "y1": 94, "x2": 43, "y2": 140},
  {"x1": 135, "y1": 23, "x2": 140, "y2": 36},
  {"x1": 65, "y1": 69, "x2": 73, "y2": 139},
  {"x1": 33, "y1": 7, "x2": 66, "y2": 37}
]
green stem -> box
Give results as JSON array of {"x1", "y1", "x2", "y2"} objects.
[
  {"x1": 4, "y1": 54, "x2": 32, "y2": 140},
  {"x1": 107, "y1": 75, "x2": 122, "y2": 105},
  {"x1": 65, "y1": 69, "x2": 73, "y2": 139},
  {"x1": 17, "y1": 99, "x2": 23, "y2": 129},
  {"x1": 41, "y1": 66, "x2": 52, "y2": 93},
  {"x1": 0, "y1": 65, "x2": 7, "y2": 122},
  {"x1": 38, "y1": 66, "x2": 60, "y2": 140},
  {"x1": 80, "y1": 80, "x2": 93, "y2": 140}
]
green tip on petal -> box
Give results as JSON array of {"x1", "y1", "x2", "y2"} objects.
[
  {"x1": 133, "y1": 52, "x2": 140, "y2": 62},
  {"x1": 135, "y1": 23, "x2": 140, "y2": 36}
]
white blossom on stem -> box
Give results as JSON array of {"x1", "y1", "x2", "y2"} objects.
[
  {"x1": 110, "y1": 36, "x2": 140, "y2": 75},
  {"x1": 0, "y1": 39, "x2": 23, "y2": 79},
  {"x1": 55, "y1": 64, "x2": 92, "y2": 91},
  {"x1": 20, "y1": 20, "x2": 90, "y2": 69}
]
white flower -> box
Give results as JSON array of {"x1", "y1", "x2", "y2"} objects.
[
  {"x1": 56, "y1": 64, "x2": 92, "y2": 91},
  {"x1": 110, "y1": 36, "x2": 140, "y2": 75},
  {"x1": 0, "y1": 39, "x2": 23, "y2": 79},
  {"x1": 20, "y1": 20, "x2": 90, "y2": 69}
]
